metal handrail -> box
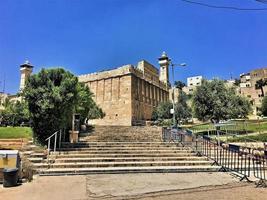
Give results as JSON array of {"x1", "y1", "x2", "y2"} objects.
[{"x1": 45, "y1": 130, "x2": 62, "y2": 155}]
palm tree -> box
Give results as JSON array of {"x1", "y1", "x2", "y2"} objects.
[
  {"x1": 255, "y1": 79, "x2": 267, "y2": 97},
  {"x1": 174, "y1": 81, "x2": 186, "y2": 90}
]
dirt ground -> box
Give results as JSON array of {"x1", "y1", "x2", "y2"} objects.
[
  {"x1": 0, "y1": 172, "x2": 266, "y2": 200},
  {"x1": 133, "y1": 183, "x2": 267, "y2": 200}
]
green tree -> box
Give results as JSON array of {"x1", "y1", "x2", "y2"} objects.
[
  {"x1": 255, "y1": 79, "x2": 267, "y2": 97},
  {"x1": 227, "y1": 88, "x2": 252, "y2": 119},
  {"x1": 23, "y1": 68, "x2": 103, "y2": 144},
  {"x1": 175, "y1": 90, "x2": 192, "y2": 123},
  {"x1": 75, "y1": 83, "x2": 105, "y2": 123},
  {"x1": 192, "y1": 79, "x2": 251, "y2": 122},
  {"x1": 152, "y1": 101, "x2": 172, "y2": 120},
  {"x1": 261, "y1": 96, "x2": 267, "y2": 116},
  {"x1": 0, "y1": 100, "x2": 29, "y2": 126}
]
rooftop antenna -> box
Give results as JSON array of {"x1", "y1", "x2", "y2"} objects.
[{"x1": 2, "y1": 73, "x2": 5, "y2": 93}]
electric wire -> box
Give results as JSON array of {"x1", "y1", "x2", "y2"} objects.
[{"x1": 181, "y1": 0, "x2": 267, "y2": 11}]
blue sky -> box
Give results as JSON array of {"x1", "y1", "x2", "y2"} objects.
[{"x1": 1, "y1": 0, "x2": 267, "y2": 94}]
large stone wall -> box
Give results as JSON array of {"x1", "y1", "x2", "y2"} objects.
[
  {"x1": 78, "y1": 61, "x2": 169, "y2": 126},
  {"x1": 79, "y1": 65, "x2": 133, "y2": 126}
]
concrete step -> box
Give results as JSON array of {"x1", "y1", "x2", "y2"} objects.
[
  {"x1": 61, "y1": 143, "x2": 179, "y2": 148},
  {"x1": 54, "y1": 152, "x2": 196, "y2": 158},
  {"x1": 33, "y1": 160, "x2": 212, "y2": 169},
  {"x1": 62, "y1": 142, "x2": 172, "y2": 145},
  {"x1": 58, "y1": 147, "x2": 190, "y2": 151},
  {"x1": 0, "y1": 139, "x2": 24, "y2": 143},
  {"x1": 28, "y1": 157, "x2": 44, "y2": 163},
  {"x1": 54, "y1": 149, "x2": 193, "y2": 154},
  {"x1": 37, "y1": 165, "x2": 220, "y2": 175},
  {"x1": 30, "y1": 153, "x2": 46, "y2": 158},
  {"x1": 54, "y1": 156, "x2": 207, "y2": 163}
]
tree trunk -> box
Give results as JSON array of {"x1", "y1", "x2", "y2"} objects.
[{"x1": 261, "y1": 86, "x2": 265, "y2": 97}]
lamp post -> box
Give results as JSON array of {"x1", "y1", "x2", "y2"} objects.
[{"x1": 170, "y1": 62, "x2": 186, "y2": 127}]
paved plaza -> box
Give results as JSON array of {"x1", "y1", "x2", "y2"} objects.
[{"x1": 1, "y1": 172, "x2": 266, "y2": 200}]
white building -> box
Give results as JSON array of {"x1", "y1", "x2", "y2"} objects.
[
  {"x1": 240, "y1": 73, "x2": 251, "y2": 88},
  {"x1": 181, "y1": 76, "x2": 203, "y2": 95},
  {"x1": 187, "y1": 76, "x2": 202, "y2": 87}
]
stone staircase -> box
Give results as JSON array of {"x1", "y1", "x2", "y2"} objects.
[
  {"x1": 81, "y1": 126, "x2": 163, "y2": 142},
  {"x1": 31, "y1": 126, "x2": 220, "y2": 175}
]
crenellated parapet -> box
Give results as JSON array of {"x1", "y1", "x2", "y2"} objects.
[{"x1": 78, "y1": 60, "x2": 169, "y2": 91}]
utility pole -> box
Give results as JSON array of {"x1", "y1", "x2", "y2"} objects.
[{"x1": 170, "y1": 61, "x2": 186, "y2": 127}]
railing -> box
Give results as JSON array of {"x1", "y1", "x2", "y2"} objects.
[
  {"x1": 199, "y1": 136, "x2": 252, "y2": 181},
  {"x1": 197, "y1": 135, "x2": 267, "y2": 187},
  {"x1": 252, "y1": 150, "x2": 267, "y2": 187},
  {"x1": 45, "y1": 130, "x2": 62, "y2": 155},
  {"x1": 162, "y1": 127, "x2": 195, "y2": 147}
]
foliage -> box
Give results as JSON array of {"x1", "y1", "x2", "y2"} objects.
[
  {"x1": 192, "y1": 79, "x2": 252, "y2": 122},
  {"x1": 0, "y1": 127, "x2": 32, "y2": 139},
  {"x1": 175, "y1": 90, "x2": 192, "y2": 123},
  {"x1": 174, "y1": 81, "x2": 186, "y2": 90},
  {"x1": 75, "y1": 83, "x2": 105, "y2": 123},
  {"x1": 23, "y1": 68, "x2": 103, "y2": 144},
  {"x1": 227, "y1": 133, "x2": 267, "y2": 143},
  {"x1": 255, "y1": 79, "x2": 267, "y2": 97},
  {"x1": 0, "y1": 100, "x2": 29, "y2": 126},
  {"x1": 227, "y1": 88, "x2": 252, "y2": 119},
  {"x1": 158, "y1": 119, "x2": 173, "y2": 127},
  {"x1": 189, "y1": 120, "x2": 267, "y2": 134},
  {"x1": 261, "y1": 96, "x2": 267, "y2": 116},
  {"x1": 152, "y1": 101, "x2": 172, "y2": 120}
]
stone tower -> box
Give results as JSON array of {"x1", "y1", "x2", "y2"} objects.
[
  {"x1": 158, "y1": 51, "x2": 170, "y2": 85},
  {"x1": 19, "y1": 60, "x2": 33, "y2": 91}
]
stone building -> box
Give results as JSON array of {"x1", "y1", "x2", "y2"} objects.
[
  {"x1": 0, "y1": 61, "x2": 34, "y2": 106},
  {"x1": 19, "y1": 61, "x2": 33, "y2": 91},
  {"x1": 182, "y1": 76, "x2": 203, "y2": 95},
  {"x1": 0, "y1": 92, "x2": 8, "y2": 110},
  {"x1": 79, "y1": 53, "x2": 170, "y2": 126},
  {"x1": 239, "y1": 68, "x2": 267, "y2": 115}
]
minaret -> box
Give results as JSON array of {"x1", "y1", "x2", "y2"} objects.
[
  {"x1": 158, "y1": 51, "x2": 170, "y2": 86},
  {"x1": 19, "y1": 60, "x2": 33, "y2": 91}
]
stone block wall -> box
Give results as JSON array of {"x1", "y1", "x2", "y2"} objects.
[{"x1": 78, "y1": 60, "x2": 170, "y2": 126}]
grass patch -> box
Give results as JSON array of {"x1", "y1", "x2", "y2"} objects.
[
  {"x1": 227, "y1": 133, "x2": 267, "y2": 143},
  {"x1": 0, "y1": 127, "x2": 33, "y2": 139},
  {"x1": 188, "y1": 120, "x2": 267, "y2": 134}
]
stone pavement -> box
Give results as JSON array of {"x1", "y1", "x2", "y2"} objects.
[
  {"x1": 85, "y1": 172, "x2": 237, "y2": 199},
  {"x1": 0, "y1": 172, "x2": 241, "y2": 200}
]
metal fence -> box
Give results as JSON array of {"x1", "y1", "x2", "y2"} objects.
[
  {"x1": 198, "y1": 135, "x2": 267, "y2": 187},
  {"x1": 162, "y1": 128, "x2": 267, "y2": 187},
  {"x1": 162, "y1": 127, "x2": 194, "y2": 147},
  {"x1": 252, "y1": 150, "x2": 267, "y2": 187}
]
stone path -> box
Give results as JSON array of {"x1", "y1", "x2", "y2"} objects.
[
  {"x1": 0, "y1": 172, "x2": 250, "y2": 200},
  {"x1": 85, "y1": 172, "x2": 237, "y2": 199}
]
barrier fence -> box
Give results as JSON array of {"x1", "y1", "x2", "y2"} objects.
[
  {"x1": 199, "y1": 136, "x2": 267, "y2": 187},
  {"x1": 162, "y1": 127, "x2": 267, "y2": 187}
]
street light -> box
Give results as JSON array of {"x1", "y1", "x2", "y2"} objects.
[{"x1": 170, "y1": 61, "x2": 187, "y2": 127}]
